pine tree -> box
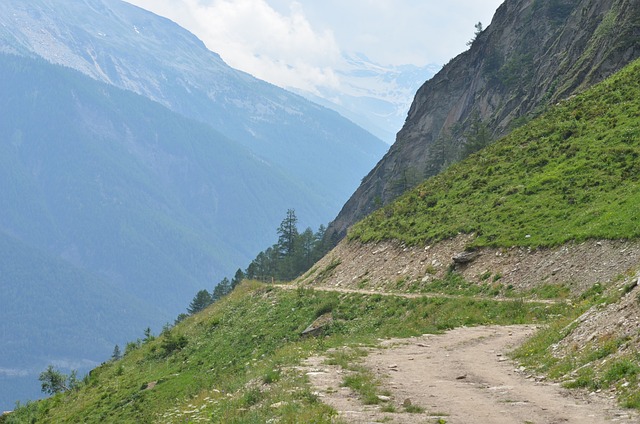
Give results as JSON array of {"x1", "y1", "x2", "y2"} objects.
[
  {"x1": 462, "y1": 112, "x2": 491, "y2": 158},
  {"x1": 187, "y1": 289, "x2": 213, "y2": 314},
  {"x1": 212, "y1": 278, "x2": 231, "y2": 300},
  {"x1": 231, "y1": 268, "x2": 245, "y2": 289},
  {"x1": 277, "y1": 209, "x2": 299, "y2": 258},
  {"x1": 143, "y1": 327, "x2": 155, "y2": 343},
  {"x1": 111, "y1": 344, "x2": 122, "y2": 361}
]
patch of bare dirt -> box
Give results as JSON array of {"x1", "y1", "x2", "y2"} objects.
[
  {"x1": 559, "y1": 277, "x2": 640, "y2": 349},
  {"x1": 302, "y1": 325, "x2": 638, "y2": 424},
  {"x1": 300, "y1": 236, "x2": 640, "y2": 295}
]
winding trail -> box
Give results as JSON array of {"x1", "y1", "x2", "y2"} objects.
[
  {"x1": 273, "y1": 283, "x2": 560, "y2": 304},
  {"x1": 278, "y1": 282, "x2": 638, "y2": 423},
  {"x1": 303, "y1": 325, "x2": 638, "y2": 423}
]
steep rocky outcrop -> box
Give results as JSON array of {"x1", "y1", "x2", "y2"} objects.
[{"x1": 327, "y1": 0, "x2": 640, "y2": 242}]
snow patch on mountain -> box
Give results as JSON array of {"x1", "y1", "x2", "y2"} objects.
[{"x1": 294, "y1": 53, "x2": 440, "y2": 143}]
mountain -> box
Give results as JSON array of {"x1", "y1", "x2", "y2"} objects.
[
  {"x1": 0, "y1": 0, "x2": 387, "y2": 221},
  {"x1": 326, "y1": 0, "x2": 640, "y2": 242},
  {"x1": 0, "y1": 0, "x2": 387, "y2": 409},
  {"x1": 0, "y1": 230, "x2": 160, "y2": 409},
  {"x1": 5, "y1": 57, "x2": 640, "y2": 422},
  {"x1": 294, "y1": 54, "x2": 440, "y2": 144},
  {"x1": 0, "y1": 52, "x2": 344, "y2": 409}
]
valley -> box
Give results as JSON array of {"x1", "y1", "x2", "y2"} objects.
[{"x1": 2, "y1": 0, "x2": 640, "y2": 421}]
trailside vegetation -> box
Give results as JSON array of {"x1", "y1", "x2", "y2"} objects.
[
  {"x1": 245, "y1": 209, "x2": 331, "y2": 282},
  {"x1": 181, "y1": 209, "x2": 330, "y2": 321},
  {"x1": 5, "y1": 281, "x2": 572, "y2": 423}
]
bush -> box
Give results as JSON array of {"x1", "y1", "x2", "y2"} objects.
[{"x1": 160, "y1": 332, "x2": 188, "y2": 356}]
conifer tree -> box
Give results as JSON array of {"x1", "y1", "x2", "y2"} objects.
[
  {"x1": 212, "y1": 278, "x2": 231, "y2": 300},
  {"x1": 187, "y1": 289, "x2": 214, "y2": 314},
  {"x1": 277, "y1": 209, "x2": 299, "y2": 257},
  {"x1": 111, "y1": 344, "x2": 122, "y2": 361},
  {"x1": 231, "y1": 268, "x2": 245, "y2": 289}
]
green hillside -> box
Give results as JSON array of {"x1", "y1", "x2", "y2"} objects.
[
  {"x1": 4, "y1": 281, "x2": 570, "y2": 423},
  {"x1": 350, "y1": 58, "x2": 640, "y2": 249}
]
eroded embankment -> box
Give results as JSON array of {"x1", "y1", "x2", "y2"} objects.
[{"x1": 300, "y1": 236, "x2": 640, "y2": 294}]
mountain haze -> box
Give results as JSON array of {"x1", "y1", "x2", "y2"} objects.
[
  {"x1": 295, "y1": 54, "x2": 440, "y2": 144},
  {"x1": 0, "y1": 0, "x2": 387, "y2": 211},
  {"x1": 327, "y1": 0, "x2": 640, "y2": 241},
  {"x1": 0, "y1": 52, "x2": 333, "y2": 408},
  {"x1": 0, "y1": 0, "x2": 386, "y2": 409}
]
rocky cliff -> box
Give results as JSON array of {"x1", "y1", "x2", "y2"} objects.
[{"x1": 327, "y1": 0, "x2": 640, "y2": 242}]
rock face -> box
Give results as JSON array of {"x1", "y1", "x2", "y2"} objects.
[{"x1": 327, "y1": 0, "x2": 640, "y2": 242}]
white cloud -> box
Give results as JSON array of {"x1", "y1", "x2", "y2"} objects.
[
  {"x1": 127, "y1": 0, "x2": 342, "y2": 93},
  {"x1": 126, "y1": 0, "x2": 504, "y2": 91}
]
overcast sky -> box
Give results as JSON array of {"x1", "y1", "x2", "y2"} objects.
[{"x1": 125, "y1": 0, "x2": 504, "y2": 93}]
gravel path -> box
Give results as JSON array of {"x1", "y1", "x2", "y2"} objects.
[{"x1": 303, "y1": 325, "x2": 638, "y2": 423}]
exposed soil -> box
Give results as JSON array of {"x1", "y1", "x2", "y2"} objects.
[
  {"x1": 301, "y1": 236, "x2": 640, "y2": 295},
  {"x1": 302, "y1": 325, "x2": 638, "y2": 424}
]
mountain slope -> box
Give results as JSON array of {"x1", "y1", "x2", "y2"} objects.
[
  {"x1": 327, "y1": 0, "x2": 640, "y2": 241},
  {"x1": 0, "y1": 0, "x2": 387, "y2": 214},
  {"x1": 0, "y1": 53, "x2": 336, "y2": 409},
  {"x1": 308, "y1": 58, "x2": 640, "y2": 296},
  {"x1": 0, "y1": 230, "x2": 160, "y2": 408},
  {"x1": 349, "y1": 58, "x2": 640, "y2": 248},
  {"x1": 6, "y1": 52, "x2": 640, "y2": 424}
]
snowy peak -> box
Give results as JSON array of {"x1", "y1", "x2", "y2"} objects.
[{"x1": 295, "y1": 52, "x2": 440, "y2": 143}]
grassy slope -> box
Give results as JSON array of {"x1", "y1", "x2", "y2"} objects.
[
  {"x1": 350, "y1": 59, "x2": 640, "y2": 249},
  {"x1": 4, "y1": 282, "x2": 569, "y2": 423}
]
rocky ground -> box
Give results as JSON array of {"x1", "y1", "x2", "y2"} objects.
[{"x1": 301, "y1": 236, "x2": 640, "y2": 295}]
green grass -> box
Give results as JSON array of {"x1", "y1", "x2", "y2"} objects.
[
  {"x1": 342, "y1": 371, "x2": 381, "y2": 405},
  {"x1": 7, "y1": 281, "x2": 570, "y2": 423},
  {"x1": 349, "y1": 59, "x2": 640, "y2": 249},
  {"x1": 407, "y1": 270, "x2": 575, "y2": 300},
  {"x1": 511, "y1": 281, "x2": 640, "y2": 410}
]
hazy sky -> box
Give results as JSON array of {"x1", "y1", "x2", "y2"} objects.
[{"x1": 125, "y1": 0, "x2": 504, "y2": 93}]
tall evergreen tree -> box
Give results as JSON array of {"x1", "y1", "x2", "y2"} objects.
[
  {"x1": 231, "y1": 268, "x2": 245, "y2": 289},
  {"x1": 111, "y1": 344, "x2": 122, "y2": 361},
  {"x1": 462, "y1": 112, "x2": 491, "y2": 158},
  {"x1": 277, "y1": 209, "x2": 299, "y2": 257},
  {"x1": 187, "y1": 289, "x2": 213, "y2": 315},
  {"x1": 212, "y1": 278, "x2": 231, "y2": 300}
]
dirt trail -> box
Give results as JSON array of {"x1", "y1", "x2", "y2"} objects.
[
  {"x1": 303, "y1": 325, "x2": 638, "y2": 424},
  {"x1": 274, "y1": 283, "x2": 559, "y2": 304}
]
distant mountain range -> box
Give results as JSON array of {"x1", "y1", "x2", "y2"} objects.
[
  {"x1": 0, "y1": 0, "x2": 386, "y2": 409},
  {"x1": 294, "y1": 54, "x2": 440, "y2": 144}
]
